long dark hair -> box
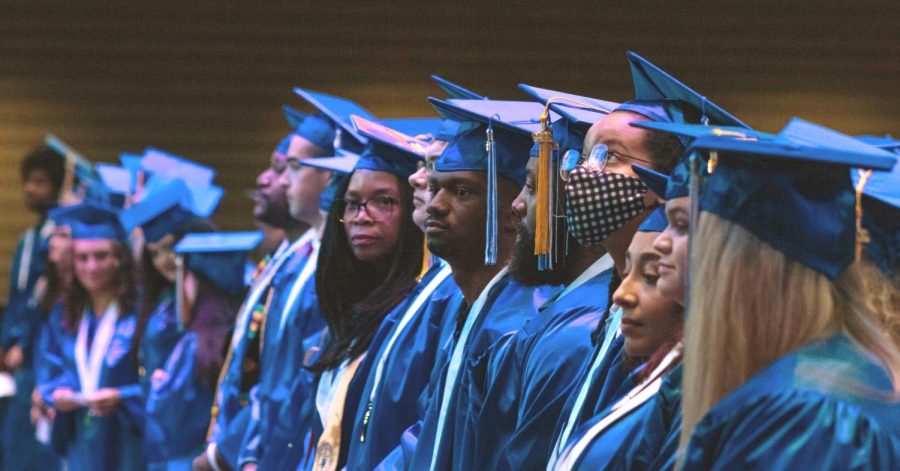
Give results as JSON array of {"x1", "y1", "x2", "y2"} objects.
[
  {"x1": 133, "y1": 219, "x2": 217, "y2": 362},
  {"x1": 39, "y1": 262, "x2": 68, "y2": 316},
  {"x1": 186, "y1": 276, "x2": 241, "y2": 388},
  {"x1": 310, "y1": 172, "x2": 423, "y2": 372},
  {"x1": 63, "y1": 240, "x2": 137, "y2": 332}
]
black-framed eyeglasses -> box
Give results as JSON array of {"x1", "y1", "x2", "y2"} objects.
[
  {"x1": 559, "y1": 144, "x2": 656, "y2": 181},
  {"x1": 337, "y1": 196, "x2": 399, "y2": 222}
]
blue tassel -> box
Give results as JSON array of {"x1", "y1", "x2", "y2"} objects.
[{"x1": 485, "y1": 120, "x2": 498, "y2": 265}]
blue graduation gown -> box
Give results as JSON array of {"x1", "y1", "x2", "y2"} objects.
[
  {"x1": 343, "y1": 262, "x2": 460, "y2": 471},
  {"x1": 48, "y1": 311, "x2": 145, "y2": 471},
  {"x1": 238, "y1": 244, "x2": 325, "y2": 467},
  {"x1": 208, "y1": 238, "x2": 305, "y2": 469},
  {"x1": 0, "y1": 219, "x2": 56, "y2": 470},
  {"x1": 407, "y1": 271, "x2": 553, "y2": 471},
  {"x1": 36, "y1": 305, "x2": 75, "y2": 404},
  {"x1": 567, "y1": 364, "x2": 682, "y2": 470},
  {"x1": 144, "y1": 332, "x2": 215, "y2": 469},
  {"x1": 682, "y1": 335, "x2": 900, "y2": 470},
  {"x1": 140, "y1": 291, "x2": 182, "y2": 380},
  {"x1": 473, "y1": 259, "x2": 614, "y2": 470}
]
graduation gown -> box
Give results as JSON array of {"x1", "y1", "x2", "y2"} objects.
[
  {"x1": 472, "y1": 256, "x2": 614, "y2": 470},
  {"x1": 48, "y1": 309, "x2": 145, "y2": 471},
  {"x1": 682, "y1": 335, "x2": 900, "y2": 470},
  {"x1": 140, "y1": 291, "x2": 182, "y2": 380},
  {"x1": 407, "y1": 269, "x2": 553, "y2": 471},
  {"x1": 563, "y1": 362, "x2": 682, "y2": 470},
  {"x1": 0, "y1": 219, "x2": 56, "y2": 470},
  {"x1": 144, "y1": 332, "x2": 217, "y2": 469},
  {"x1": 208, "y1": 236, "x2": 308, "y2": 469},
  {"x1": 238, "y1": 238, "x2": 325, "y2": 467},
  {"x1": 343, "y1": 262, "x2": 460, "y2": 471}
]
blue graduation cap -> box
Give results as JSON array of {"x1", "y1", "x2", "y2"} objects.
[
  {"x1": 46, "y1": 134, "x2": 109, "y2": 204},
  {"x1": 48, "y1": 201, "x2": 126, "y2": 241},
  {"x1": 378, "y1": 118, "x2": 444, "y2": 139},
  {"x1": 632, "y1": 164, "x2": 670, "y2": 199},
  {"x1": 856, "y1": 135, "x2": 900, "y2": 154},
  {"x1": 175, "y1": 231, "x2": 263, "y2": 295},
  {"x1": 350, "y1": 115, "x2": 432, "y2": 178},
  {"x1": 431, "y1": 75, "x2": 485, "y2": 100},
  {"x1": 281, "y1": 105, "x2": 337, "y2": 153},
  {"x1": 631, "y1": 122, "x2": 775, "y2": 142},
  {"x1": 435, "y1": 119, "x2": 466, "y2": 142},
  {"x1": 852, "y1": 162, "x2": 899, "y2": 277},
  {"x1": 428, "y1": 98, "x2": 536, "y2": 264},
  {"x1": 293, "y1": 88, "x2": 376, "y2": 151},
  {"x1": 518, "y1": 84, "x2": 619, "y2": 134},
  {"x1": 624, "y1": 51, "x2": 750, "y2": 128},
  {"x1": 690, "y1": 119, "x2": 897, "y2": 279},
  {"x1": 637, "y1": 206, "x2": 668, "y2": 233},
  {"x1": 140, "y1": 148, "x2": 216, "y2": 188},
  {"x1": 120, "y1": 179, "x2": 199, "y2": 244},
  {"x1": 96, "y1": 164, "x2": 138, "y2": 208},
  {"x1": 298, "y1": 151, "x2": 359, "y2": 213}
]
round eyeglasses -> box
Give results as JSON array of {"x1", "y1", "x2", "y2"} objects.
[
  {"x1": 559, "y1": 143, "x2": 656, "y2": 181},
  {"x1": 337, "y1": 196, "x2": 399, "y2": 222}
]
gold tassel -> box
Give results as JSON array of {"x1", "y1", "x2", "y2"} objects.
[
  {"x1": 854, "y1": 169, "x2": 873, "y2": 263},
  {"x1": 418, "y1": 237, "x2": 431, "y2": 282},
  {"x1": 533, "y1": 113, "x2": 554, "y2": 261}
]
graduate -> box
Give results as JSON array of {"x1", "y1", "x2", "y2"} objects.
[
  {"x1": 300, "y1": 113, "x2": 427, "y2": 471},
  {"x1": 195, "y1": 109, "x2": 322, "y2": 471},
  {"x1": 553, "y1": 168, "x2": 689, "y2": 470},
  {"x1": 674, "y1": 120, "x2": 900, "y2": 469},
  {"x1": 340, "y1": 116, "x2": 463, "y2": 471},
  {"x1": 546, "y1": 52, "x2": 751, "y2": 468},
  {"x1": 235, "y1": 104, "x2": 337, "y2": 470},
  {"x1": 144, "y1": 231, "x2": 256, "y2": 470},
  {"x1": 121, "y1": 178, "x2": 222, "y2": 391},
  {"x1": 1, "y1": 143, "x2": 73, "y2": 471},
  {"x1": 42, "y1": 202, "x2": 145, "y2": 470},
  {"x1": 405, "y1": 98, "x2": 553, "y2": 471},
  {"x1": 432, "y1": 89, "x2": 614, "y2": 471}
]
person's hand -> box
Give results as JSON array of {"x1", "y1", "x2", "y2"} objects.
[
  {"x1": 51, "y1": 388, "x2": 81, "y2": 412},
  {"x1": 192, "y1": 453, "x2": 214, "y2": 471},
  {"x1": 4, "y1": 345, "x2": 23, "y2": 371},
  {"x1": 85, "y1": 388, "x2": 121, "y2": 416},
  {"x1": 242, "y1": 463, "x2": 257, "y2": 471},
  {"x1": 150, "y1": 368, "x2": 169, "y2": 388}
]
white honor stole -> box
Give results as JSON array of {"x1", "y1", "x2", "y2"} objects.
[{"x1": 75, "y1": 301, "x2": 120, "y2": 397}]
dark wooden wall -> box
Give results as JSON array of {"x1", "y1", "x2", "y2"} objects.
[{"x1": 2, "y1": 0, "x2": 898, "y2": 300}]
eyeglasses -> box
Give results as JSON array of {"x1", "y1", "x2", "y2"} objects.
[
  {"x1": 559, "y1": 144, "x2": 656, "y2": 181},
  {"x1": 338, "y1": 196, "x2": 399, "y2": 222}
]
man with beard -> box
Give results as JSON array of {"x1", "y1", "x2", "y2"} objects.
[
  {"x1": 194, "y1": 112, "x2": 319, "y2": 471},
  {"x1": 455, "y1": 89, "x2": 625, "y2": 470},
  {"x1": 407, "y1": 99, "x2": 555, "y2": 471},
  {"x1": 545, "y1": 52, "x2": 752, "y2": 468}
]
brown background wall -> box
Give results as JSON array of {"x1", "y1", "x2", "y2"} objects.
[{"x1": 1, "y1": 0, "x2": 898, "y2": 301}]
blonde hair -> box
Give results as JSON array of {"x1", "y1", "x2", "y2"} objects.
[{"x1": 679, "y1": 213, "x2": 900, "y2": 458}]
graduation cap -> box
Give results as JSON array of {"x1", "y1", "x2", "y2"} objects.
[
  {"x1": 45, "y1": 134, "x2": 108, "y2": 205},
  {"x1": 637, "y1": 206, "x2": 668, "y2": 233},
  {"x1": 518, "y1": 84, "x2": 619, "y2": 136},
  {"x1": 119, "y1": 179, "x2": 219, "y2": 244},
  {"x1": 175, "y1": 231, "x2": 263, "y2": 296},
  {"x1": 856, "y1": 135, "x2": 900, "y2": 154},
  {"x1": 852, "y1": 161, "x2": 899, "y2": 277},
  {"x1": 352, "y1": 115, "x2": 433, "y2": 172},
  {"x1": 632, "y1": 164, "x2": 670, "y2": 199},
  {"x1": 48, "y1": 201, "x2": 126, "y2": 241},
  {"x1": 96, "y1": 164, "x2": 137, "y2": 208},
  {"x1": 293, "y1": 88, "x2": 376, "y2": 152},
  {"x1": 429, "y1": 98, "x2": 536, "y2": 265},
  {"x1": 431, "y1": 75, "x2": 485, "y2": 100},
  {"x1": 378, "y1": 118, "x2": 444, "y2": 139},
  {"x1": 297, "y1": 151, "x2": 359, "y2": 213},
  {"x1": 140, "y1": 148, "x2": 216, "y2": 188},
  {"x1": 623, "y1": 51, "x2": 750, "y2": 128},
  {"x1": 690, "y1": 118, "x2": 896, "y2": 279},
  {"x1": 119, "y1": 152, "x2": 147, "y2": 196},
  {"x1": 281, "y1": 105, "x2": 337, "y2": 153}
]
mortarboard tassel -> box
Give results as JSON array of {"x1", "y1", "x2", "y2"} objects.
[
  {"x1": 533, "y1": 109, "x2": 555, "y2": 271},
  {"x1": 854, "y1": 169, "x2": 873, "y2": 263},
  {"x1": 484, "y1": 119, "x2": 498, "y2": 265},
  {"x1": 175, "y1": 254, "x2": 187, "y2": 333}
]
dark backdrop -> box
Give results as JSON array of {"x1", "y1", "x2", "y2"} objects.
[{"x1": 2, "y1": 0, "x2": 898, "y2": 299}]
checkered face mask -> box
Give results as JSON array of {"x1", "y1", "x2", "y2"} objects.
[{"x1": 564, "y1": 166, "x2": 648, "y2": 247}]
